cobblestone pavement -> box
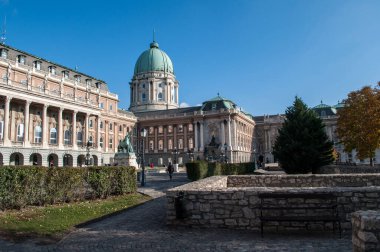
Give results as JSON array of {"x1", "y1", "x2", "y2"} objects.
[{"x1": 0, "y1": 172, "x2": 352, "y2": 252}]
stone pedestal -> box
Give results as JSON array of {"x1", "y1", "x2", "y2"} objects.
[{"x1": 114, "y1": 153, "x2": 138, "y2": 168}]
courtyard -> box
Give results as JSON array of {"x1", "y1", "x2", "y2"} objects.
[{"x1": 0, "y1": 172, "x2": 352, "y2": 252}]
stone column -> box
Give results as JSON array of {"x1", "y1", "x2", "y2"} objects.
[
  {"x1": 105, "y1": 121, "x2": 108, "y2": 152},
  {"x1": 176, "y1": 85, "x2": 179, "y2": 104},
  {"x1": 85, "y1": 113, "x2": 89, "y2": 144},
  {"x1": 220, "y1": 120, "x2": 225, "y2": 146},
  {"x1": 23, "y1": 101, "x2": 31, "y2": 147},
  {"x1": 97, "y1": 116, "x2": 101, "y2": 151},
  {"x1": 184, "y1": 124, "x2": 188, "y2": 151},
  {"x1": 42, "y1": 104, "x2": 48, "y2": 148},
  {"x1": 72, "y1": 111, "x2": 77, "y2": 149},
  {"x1": 164, "y1": 126, "x2": 167, "y2": 151},
  {"x1": 58, "y1": 108, "x2": 64, "y2": 149},
  {"x1": 114, "y1": 122, "x2": 118, "y2": 152},
  {"x1": 154, "y1": 127, "x2": 158, "y2": 152},
  {"x1": 3, "y1": 96, "x2": 11, "y2": 145},
  {"x1": 199, "y1": 122, "x2": 204, "y2": 151},
  {"x1": 194, "y1": 122, "x2": 198, "y2": 151},
  {"x1": 227, "y1": 116, "x2": 233, "y2": 163}
]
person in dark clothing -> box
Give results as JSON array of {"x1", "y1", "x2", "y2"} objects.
[{"x1": 167, "y1": 162, "x2": 174, "y2": 180}]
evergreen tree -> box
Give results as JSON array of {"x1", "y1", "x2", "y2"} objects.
[{"x1": 273, "y1": 97, "x2": 334, "y2": 174}]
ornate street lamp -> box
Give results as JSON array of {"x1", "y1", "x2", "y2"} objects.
[
  {"x1": 140, "y1": 128, "x2": 147, "y2": 186},
  {"x1": 187, "y1": 148, "x2": 194, "y2": 162}
]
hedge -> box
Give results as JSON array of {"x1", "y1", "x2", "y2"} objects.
[
  {"x1": 186, "y1": 161, "x2": 255, "y2": 181},
  {"x1": 0, "y1": 166, "x2": 136, "y2": 210}
]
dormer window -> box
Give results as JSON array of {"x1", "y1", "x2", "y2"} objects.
[
  {"x1": 212, "y1": 103, "x2": 217, "y2": 110},
  {"x1": 95, "y1": 82, "x2": 101, "y2": 88},
  {"x1": 0, "y1": 48, "x2": 8, "y2": 59},
  {"x1": 86, "y1": 79, "x2": 91, "y2": 86},
  {"x1": 62, "y1": 70, "x2": 69, "y2": 79},
  {"x1": 74, "y1": 75, "x2": 81, "y2": 83},
  {"x1": 33, "y1": 61, "x2": 42, "y2": 70},
  {"x1": 17, "y1": 55, "x2": 26, "y2": 64},
  {"x1": 48, "y1": 66, "x2": 56, "y2": 75}
]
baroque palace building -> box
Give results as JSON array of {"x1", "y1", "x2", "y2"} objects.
[{"x1": 0, "y1": 39, "x2": 372, "y2": 167}]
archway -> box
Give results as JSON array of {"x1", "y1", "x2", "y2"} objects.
[
  {"x1": 77, "y1": 155, "x2": 86, "y2": 167},
  {"x1": 62, "y1": 154, "x2": 73, "y2": 167},
  {"x1": 92, "y1": 155, "x2": 98, "y2": 166},
  {"x1": 10, "y1": 152, "x2": 24, "y2": 166},
  {"x1": 47, "y1": 154, "x2": 58, "y2": 168},
  {"x1": 29, "y1": 153, "x2": 42, "y2": 166}
]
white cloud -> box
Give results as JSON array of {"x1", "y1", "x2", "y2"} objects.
[{"x1": 179, "y1": 102, "x2": 190, "y2": 108}]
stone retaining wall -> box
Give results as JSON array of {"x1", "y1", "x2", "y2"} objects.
[
  {"x1": 227, "y1": 174, "x2": 380, "y2": 187},
  {"x1": 167, "y1": 174, "x2": 380, "y2": 232},
  {"x1": 352, "y1": 210, "x2": 380, "y2": 252},
  {"x1": 316, "y1": 165, "x2": 380, "y2": 174}
]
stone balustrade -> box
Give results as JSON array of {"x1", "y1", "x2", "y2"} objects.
[
  {"x1": 167, "y1": 174, "x2": 380, "y2": 232},
  {"x1": 352, "y1": 210, "x2": 380, "y2": 252}
]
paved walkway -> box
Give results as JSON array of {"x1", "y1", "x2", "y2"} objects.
[{"x1": 0, "y1": 173, "x2": 352, "y2": 252}]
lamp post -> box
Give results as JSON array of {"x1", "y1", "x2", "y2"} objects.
[
  {"x1": 140, "y1": 128, "x2": 147, "y2": 186},
  {"x1": 85, "y1": 140, "x2": 92, "y2": 166},
  {"x1": 172, "y1": 148, "x2": 180, "y2": 172},
  {"x1": 187, "y1": 148, "x2": 194, "y2": 162}
]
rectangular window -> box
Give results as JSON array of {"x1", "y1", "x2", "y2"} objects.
[
  {"x1": 168, "y1": 125, "x2": 173, "y2": 133},
  {"x1": 33, "y1": 61, "x2": 41, "y2": 70},
  {"x1": 62, "y1": 71, "x2": 69, "y2": 79},
  {"x1": 158, "y1": 126, "x2": 163, "y2": 134},
  {"x1": 48, "y1": 66, "x2": 56, "y2": 75},
  {"x1": 109, "y1": 138, "x2": 113, "y2": 149},
  {"x1": 178, "y1": 125, "x2": 183, "y2": 132},
  {"x1": 109, "y1": 104, "x2": 113, "y2": 111},
  {"x1": 17, "y1": 123, "x2": 24, "y2": 142},
  {"x1": 158, "y1": 140, "x2": 163, "y2": 150},
  {"x1": 0, "y1": 49, "x2": 8, "y2": 59},
  {"x1": 188, "y1": 124, "x2": 193, "y2": 132},
  {"x1": 149, "y1": 140, "x2": 154, "y2": 150},
  {"x1": 149, "y1": 127, "x2": 154, "y2": 134},
  {"x1": 18, "y1": 55, "x2": 26, "y2": 64},
  {"x1": 178, "y1": 138, "x2": 183, "y2": 149},
  {"x1": 99, "y1": 102, "x2": 104, "y2": 109}
]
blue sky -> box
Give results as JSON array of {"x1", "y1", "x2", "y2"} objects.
[{"x1": 1, "y1": 0, "x2": 380, "y2": 115}]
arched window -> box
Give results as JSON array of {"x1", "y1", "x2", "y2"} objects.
[
  {"x1": 100, "y1": 137, "x2": 103, "y2": 148},
  {"x1": 157, "y1": 92, "x2": 163, "y2": 101},
  {"x1": 50, "y1": 128, "x2": 57, "y2": 144},
  {"x1": 17, "y1": 123, "x2": 24, "y2": 142},
  {"x1": 34, "y1": 125, "x2": 42, "y2": 143},
  {"x1": 64, "y1": 130, "x2": 71, "y2": 145},
  {"x1": 77, "y1": 131, "x2": 83, "y2": 145}
]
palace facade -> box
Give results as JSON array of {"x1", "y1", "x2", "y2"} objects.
[{"x1": 0, "y1": 39, "x2": 375, "y2": 167}]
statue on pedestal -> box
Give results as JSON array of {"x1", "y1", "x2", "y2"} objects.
[{"x1": 114, "y1": 133, "x2": 138, "y2": 168}]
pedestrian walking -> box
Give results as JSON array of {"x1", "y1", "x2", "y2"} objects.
[{"x1": 167, "y1": 162, "x2": 174, "y2": 181}]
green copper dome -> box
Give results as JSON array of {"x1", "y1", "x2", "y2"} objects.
[{"x1": 134, "y1": 41, "x2": 174, "y2": 75}]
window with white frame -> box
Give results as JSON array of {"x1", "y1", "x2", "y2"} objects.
[
  {"x1": 48, "y1": 66, "x2": 56, "y2": 75},
  {"x1": 89, "y1": 135, "x2": 93, "y2": 145},
  {"x1": 0, "y1": 49, "x2": 8, "y2": 59},
  {"x1": 33, "y1": 61, "x2": 41, "y2": 70},
  {"x1": 178, "y1": 138, "x2": 183, "y2": 149},
  {"x1": 34, "y1": 125, "x2": 42, "y2": 143},
  {"x1": 86, "y1": 79, "x2": 92, "y2": 86},
  {"x1": 109, "y1": 138, "x2": 113, "y2": 149},
  {"x1": 149, "y1": 140, "x2": 154, "y2": 150},
  {"x1": 89, "y1": 119, "x2": 93, "y2": 128},
  {"x1": 17, "y1": 123, "x2": 24, "y2": 142},
  {"x1": 17, "y1": 55, "x2": 26, "y2": 64},
  {"x1": 188, "y1": 138, "x2": 193, "y2": 149},
  {"x1": 158, "y1": 139, "x2": 163, "y2": 150},
  {"x1": 100, "y1": 137, "x2": 103, "y2": 148},
  {"x1": 188, "y1": 124, "x2": 193, "y2": 132},
  {"x1": 77, "y1": 131, "x2": 83, "y2": 145},
  {"x1": 62, "y1": 70, "x2": 69, "y2": 79},
  {"x1": 74, "y1": 75, "x2": 81, "y2": 83},
  {"x1": 50, "y1": 128, "x2": 57, "y2": 144},
  {"x1": 64, "y1": 130, "x2": 71, "y2": 145},
  {"x1": 158, "y1": 126, "x2": 163, "y2": 134},
  {"x1": 149, "y1": 127, "x2": 154, "y2": 134},
  {"x1": 168, "y1": 125, "x2": 173, "y2": 133},
  {"x1": 99, "y1": 102, "x2": 104, "y2": 109},
  {"x1": 178, "y1": 125, "x2": 183, "y2": 132}
]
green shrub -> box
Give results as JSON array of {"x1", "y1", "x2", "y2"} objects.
[
  {"x1": 186, "y1": 162, "x2": 255, "y2": 181},
  {"x1": 0, "y1": 166, "x2": 136, "y2": 210}
]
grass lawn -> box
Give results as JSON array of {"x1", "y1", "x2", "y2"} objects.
[{"x1": 0, "y1": 193, "x2": 150, "y2": 240}]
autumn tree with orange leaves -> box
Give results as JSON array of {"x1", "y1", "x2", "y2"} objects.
[{"x1": 337, "y1": 85, "x2": 380, "y2": 166}]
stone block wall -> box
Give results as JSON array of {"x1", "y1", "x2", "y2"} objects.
[
  {"x1": 167, "y1": 174, "x2": 380, "y2": 232},
  {"x1": 227, "y1": 174, "x2": 380, "y2": 187},
  {"x1": 352, "y1": 210, "x2": 380, "y2": 252}
]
